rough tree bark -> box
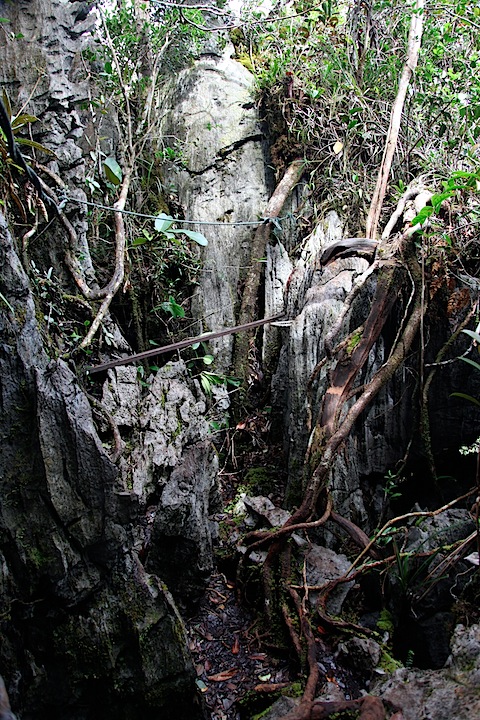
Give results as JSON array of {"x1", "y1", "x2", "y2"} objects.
[{"x1": 232, "y1": 159, "x2": 304, "y2": 383}]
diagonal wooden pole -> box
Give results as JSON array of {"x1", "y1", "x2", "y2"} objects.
[{"x1": 86, "y1": 312, "x2": 285, "y2": 374}]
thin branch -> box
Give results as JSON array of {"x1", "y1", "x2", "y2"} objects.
[
  {"x1": 79, "y1": 166, "x2": 132, "y2": 350},
  {"x1": 347, "y1": 487, "x2": 476, "y2": 574},
  {"x1": 366, "y1": 0, "x2": 425, "y2": 239},
  {"x1": 100, "y1": 9, "x2": 134, "y2": 155},
  {"x1": 381, "y1": 184, "x2": 425, "y2": 241},
  {"x1": 87, "y1": 311, "x2": 285, "y2": 373}
]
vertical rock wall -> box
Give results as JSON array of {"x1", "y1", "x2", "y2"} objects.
[
  {"x1": 0, "y1": 212, "x2": 198, "y2": 718},
  {"x1": 158, "y1": 46, "x2": 270, "y2": 369},
  {"x1": 0, "y1": 2, "x2": 205, "y2": 717},
  {"x1": 0, "y1": 0, "x2": 97, "y2": 285}
]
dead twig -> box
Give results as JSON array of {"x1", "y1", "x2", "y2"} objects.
[
  {"x1": 233, "y1": 159, "x2": 304, "y2": 382},
  {"x1": 347, "y1": 487, "x2": 476, "y2": 574},
  {"x1": 366, "y1": 0, "x2": 425, "y2": 239},
  {"x1": 79, "y1": 166, "x2": 132, "y2": 350}
]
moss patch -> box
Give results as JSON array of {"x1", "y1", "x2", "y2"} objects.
[{"x1": 244, "y1": 466, "x2": 276, "y2": 496}]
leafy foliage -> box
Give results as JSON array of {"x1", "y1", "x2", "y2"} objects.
[
  {"x1": 154, "y1": 213, "x2": 208, "y2": 247},
  {"x1": 237, "y1": 0, "x2": 480, "y2": 230},
  {"x1": 79, "y1": 1, "x2": 216, "y2": 351},
  {"x1": 0, "y1": 90, "x2": 56, "y2": 217}
]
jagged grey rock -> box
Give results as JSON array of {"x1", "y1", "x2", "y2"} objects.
[
  {"x1": 146, "y1": 440, "x2": 220, "y2": 609},
  {"x1": 158, "y1": 47, "x2": 270, "y2": 369},
  {"x1": 0, "y1": 209, "x2": 197, "y2": 717},
  {"x1": 305, "y1": 545, "x2": 354, "y2": 616},
  {"x1": 372, "y1": 623, "x2": 480, "y2": 719},
  {"x1": 337, "y1": 636, "x2": 382, "y2": 677},
  {"x1": 0, "y1": 0, "x2": 98, "y2": 286},
  {"x1": 271, "y1": 211, "x2": 401, "y2": 522},
  {"x1": 101, "y1": 362, "x2": 220, "y2": 608}
]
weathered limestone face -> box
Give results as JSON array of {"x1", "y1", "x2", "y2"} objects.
[
  {"x1": 100, "y1": 361, "x2": 220, "y2": 610},
  {"x1": 0, "y1": 212, "x2": 198, "y2": 718},
  {"x1": 0, "y1": 2, "x2": 202, "y2": 716},
  {"x1": 0, "y1": 0, "x2": 98, "y2": 284},
  {"x1": 158, "y1": 46, "x2": 270, "y2": 369}
]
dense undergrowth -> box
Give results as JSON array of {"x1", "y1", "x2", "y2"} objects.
[{"x1": 1, "y1": 2, "x2": 480, "y2": 717}]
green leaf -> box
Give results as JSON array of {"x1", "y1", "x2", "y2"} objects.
[
  {"x1": 195, "y1": 678, "x2": 207, "y2": 692},
  {"x1": 431, "y1": 191, "x2": 452, "y2": 210},
  {"x1": 0, "y1": 17, "x2": 10, "y2": 24},
  {"x1": 11, "y1": 114, "x2": 39, "y2": 128},
  {"x1": 103, "y1": 156, "x2": 123, "y2": 185},
  {"x1": 154, "y1": 213, "x2": 175, "y2": 233},
  {"x1": 16, "y1": 137, "x2": 56, "y2": 156},
  {"x1": 160, "y1": 296, "x2": 185, "y2": 318},
  {"x1": 0, "y1": 291, "x2": 14, "y2": 312},
  {"x1": 85, "y1": 177, "x2": 101, "y2": 192},
  {"x1": 462, "y1": 329, "x2": 480, "y2": 344},
  {"x1": 411, "y1": 205, "x2": 434, "y2": 225},
  {"x1": 202, "y1": 355, "x2": 214, "y2": 365},
  {"x1": 226, "y1": 377, "x2": 241, "y2": 387},
  {"x1": 451, "y1": 170, "x2": 479, "y2": 180},
  {"x1": 1, "y1": 90, "x2": 12, "y2": 118},
  {"x1": 459, "y1": 356, "x2": 480, "y2": 373},
  {"x1": 451, "y1": 392, "x2": 480, "y2": 407},
  {"x1": 179, "y1": 228, "x2": 208, "y2": 246},
  {"x1": 130, "y1": 237, "x2": 148, "y2": 247},
  {"x1": 202, "y1": 372, "x2": 225, "y2": 386},
  {"x1": 200, "y1": 374, "x2": 212, "y2": 395}
]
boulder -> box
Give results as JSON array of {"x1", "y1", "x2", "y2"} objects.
[{"x1": 373, "y1": 623, "x2": 480, "y2": 720}]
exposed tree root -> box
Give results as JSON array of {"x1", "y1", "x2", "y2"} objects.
[
  {"x1": 283, "y1": 694, "x2": 392, "y2": 720},
  {"x1": 238, "y1": 232, "x2": 426, "y2": 715},
  {"x1": 329, "y1": 511, "x2": 383, "y2": 560},
  {"x1": 233, "y1": 158, "x2": 304, "y2": 383},
  {"x1": 347, "y1": 487, "x2": 476, "y2": 573}
]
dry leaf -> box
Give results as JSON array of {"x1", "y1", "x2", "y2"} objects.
[
  {"x1": 249, "y1": 653, "x2": 267, "y2": 661},
  {"x1": 231, "y1": 636, "x2": 240, "y2": 655},
  {"x1": 333, "y1": 140, "x2": 344, "y2": 155},
  {"x1": 207, "y1": 668, "x2": 238, "y2": 682},
  {"x1": 255, "y1": 682, "x2": 291, "y2": 693}
]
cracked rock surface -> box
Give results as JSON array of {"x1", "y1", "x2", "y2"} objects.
[{"x1": 158, "y1": 45, "x2": 270, "y2": 369}]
